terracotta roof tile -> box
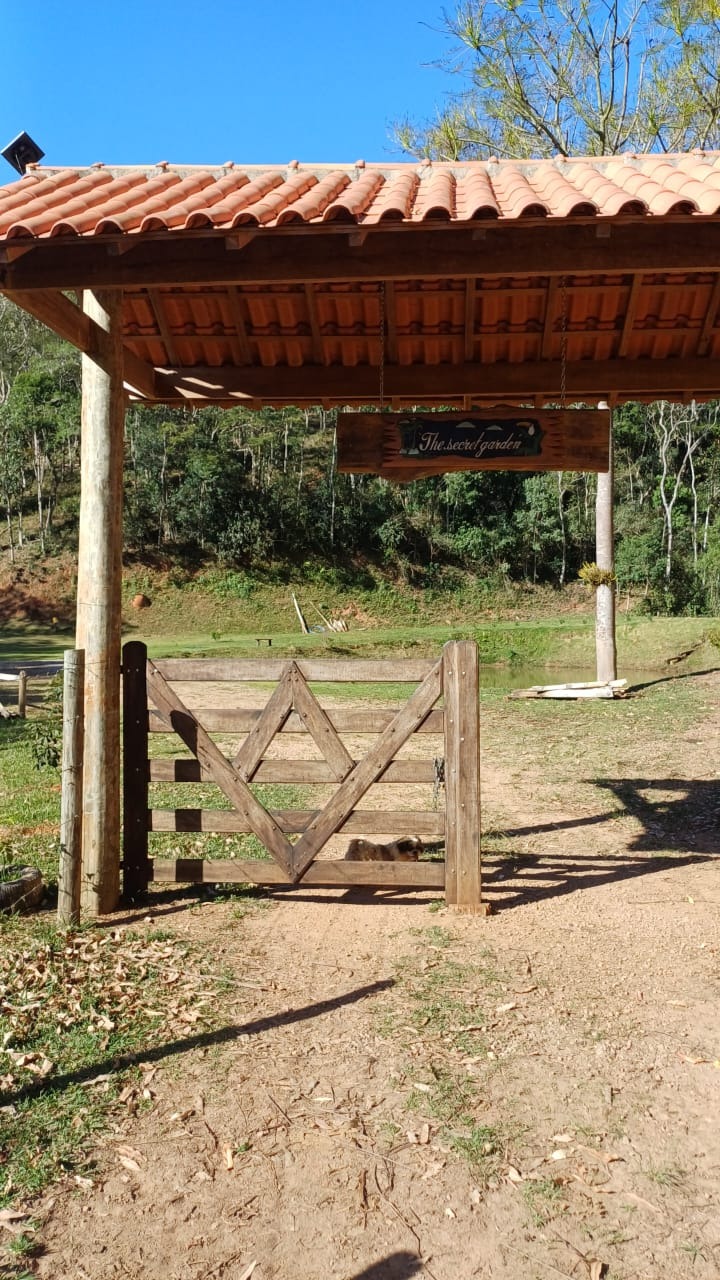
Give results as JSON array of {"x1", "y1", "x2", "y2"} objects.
[
  {"x1": 3, "y1": 152, "x2": 720, "y2": 240},
  {"x1": 488, "y1": 163, "x2": 548, "y2": 218},
  {"x1": 186, "y1": 172, "x2": 281, "y2": 229}
]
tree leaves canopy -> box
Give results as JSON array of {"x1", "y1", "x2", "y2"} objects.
[{"x1": 397, "y1": 0, "x2": 720, "y2": 159}]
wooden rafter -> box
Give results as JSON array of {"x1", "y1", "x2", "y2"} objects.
[
  {"x1": 384, "y1": 281, "x2": 398, "y2": 364},
  {"x1": 617, "y1": 273, "x2": 643, "y2": 359},
  {"x1": 464, "y1": 278, "x2": 476, "y2": 362},
  {"x1": 147, "y1": 290, "x2": 179, "y2": 366},
  {"x1": 541, "y1": 278, "x2": 559, "y2": 360},
  {"x1": 697, "y1": 272, "x2": 720, "y2": 357},
  {"x1": 225, "y1": 286, "x2": 253, "y2": 365},
  {"x1": 304, "y1": 283, "x2": 324, "y2": 363}
]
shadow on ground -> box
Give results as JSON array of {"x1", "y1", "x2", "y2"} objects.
[
  {"x1": 349, "y1": 1255, "x2": 423, "y2": 1280},
  {"x1": 0, "y1": 978, "x2": 394, "y2": 1108}
]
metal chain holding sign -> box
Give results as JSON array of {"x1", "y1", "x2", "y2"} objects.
[
  {"x1": 378, "y1": 281, "x2": 386, "y2": 411},
  {"x1": 559, "y1": 275, "x2": 568, "y2": 409}
]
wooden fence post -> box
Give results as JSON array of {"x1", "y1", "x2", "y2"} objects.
[
  {"x1": 58, "y1": 650, "x2": 84, "y2": 926},
  {"x1": 17, "y1": 671, "x2": 27, "y2": 718},
  {"x1": 443, "y1": 640, "x2": 488, "y2": 913},
  {"x1": 76, "y1": 289, "x2": 124, "y2": 915},
  {"x1": 122, "y1": 641, "x2": 150, "y2": 899}
]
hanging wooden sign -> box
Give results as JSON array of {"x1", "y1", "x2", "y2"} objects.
[{"x1": 337, "y1": 409, "x2": 610, "y2": 480}]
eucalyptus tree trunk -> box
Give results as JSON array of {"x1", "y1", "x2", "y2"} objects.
[{"x1": 595, "y1": 417, "x2": 617, "y2": 683}]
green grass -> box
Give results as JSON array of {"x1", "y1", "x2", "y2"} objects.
[
  {"x1": 3, "y1": 611, "x2": 718, "y2": 676},
  {"x1": 0, "y1": 720, "x2": 62, "y2": 887},
  {"x1": 381, "y1": 928, "x2": 509, "y2": 1188},
  {"x1": 521, "y1": 1177, "x2": 568, "y2": 1227}
]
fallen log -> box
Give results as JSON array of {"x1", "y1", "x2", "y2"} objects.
[{"x1": 509, "y1": 679, "x2": 628, "y2": 701}]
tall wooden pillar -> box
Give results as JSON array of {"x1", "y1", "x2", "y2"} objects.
[
  {"x1": 76, "y1": 290, "x2": 125, "y2": 915},
  {"x1": 595, "y1": 408, "x2": 617, "y2": 684}
]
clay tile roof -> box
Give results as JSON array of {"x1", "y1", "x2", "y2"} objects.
[{"x1": 2, "y1": 152, "x2": 720, "y2": 240}]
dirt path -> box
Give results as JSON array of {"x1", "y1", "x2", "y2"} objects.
[{"x1": 31, "y1": 675, "x2": 720, "y2": 1280}]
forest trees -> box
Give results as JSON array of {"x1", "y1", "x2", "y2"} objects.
[{"x1": 1, "y1": 295, "x2": 718, "y2": 614}]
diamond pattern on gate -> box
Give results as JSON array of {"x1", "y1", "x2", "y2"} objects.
[
  {"x1": 233, "y1": 662, "x2": 354, "y2": 783},
  {"x1": 146, "y1": 656, "x2": 444, "y2": 884}
]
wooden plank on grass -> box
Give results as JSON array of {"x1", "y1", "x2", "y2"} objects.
[
  {"x1": 149, "y1": 808, "x2": 446, "y2": 837},
  {"x1": 149, "y1": 758, "x2": 437, "y2": 784},
  {"x1": 146, "y1": 661, "x2": 294, "y2": 876},
  {"x1": 149, "y1": 707, "x2": 446, "y2": 734},
  {"x1": 152, "y1": 658, "x2": 436, "y2": 682},
  {"x1": 150, "y1": 858, "x2": 445, "y2": 888}
]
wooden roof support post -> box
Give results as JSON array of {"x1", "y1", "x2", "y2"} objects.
[{"x1": 76, "y1": 290, "x2": 124, "y2": 915}]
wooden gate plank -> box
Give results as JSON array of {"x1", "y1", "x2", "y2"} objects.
[
  {"x1": 149, "y1": 808, "x2": 446, "y2": 836},
  {"x1": 153, "y1": 658, "x2": 436, "y2": 682},
  {"x1": 150, "y1": 857, "x2": 446, "y2": 888},
  {"x1": 233, "y1": 662, "x2": 294, "y2": 778},
  {"x1": 149, "y1": 707, "x2": 446, "y2": 734},
  {"x1": 290, "y1": 666, "x2": 354, "y2": 781},
  {"x1": 149, "y1": 758, "x2": 437, "y2": 784},
  {"x1": 146, "y1": 662, "x2": 294, "y2": 877},
  {"x1": 290, "y1": 660, "x2": 443, "y2": 881}
]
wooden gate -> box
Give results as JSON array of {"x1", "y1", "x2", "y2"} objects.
[{"x1": 122, "y1": 640, "x2": 485, "y2": 910}]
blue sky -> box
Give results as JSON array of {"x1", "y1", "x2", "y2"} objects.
[{"x1": 2, "y1": 1, "x2": 454, "y2": 171}]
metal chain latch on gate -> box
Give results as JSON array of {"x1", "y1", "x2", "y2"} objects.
[{"x1": 432, "y1": 755, "x2": 445, "y2": 809}]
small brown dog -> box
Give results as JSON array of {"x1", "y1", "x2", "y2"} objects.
[{"x1": 344, "y1": 836, "x2": 423, "y2": 862}]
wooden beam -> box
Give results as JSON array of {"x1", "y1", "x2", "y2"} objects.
[
  {"x1": 147, "y1": 289, "x2": 179, "y2": 365},
  {"x1": 385, "y1": 280, "x2": 398, "y2": 364},
  {"x1": 617, "y1": 273, "x2": 643, "y2": 358},
  {"x1": 149, "y1": 808, "x2": 445, "y2": 837},
  {"x1": 541, "y1": 278, "x2": 558, "y2": 360},
  {"x1": 150, "y1": 857, "x2": 445, "y2": 889},
  {"x1": 151, "y1": 656, "x2": 437, "y2": 682},
  {"x1": 225, "y1": 286, "x2": 253, "y2": 365},
  {"x1": 697, "y1": 273, "x2": 720, "y2": 357},
  {"x1": 464, "y1": 279, "x2": 476, "y2": 362},
  {"x1": 4, "y1": 287, "x2": 157, "y2": 399},
  {"x1": 122, "y1": 348, "x2": 159, "y2": 400},
  {"x1": 304, "y1": 283, "x2": 324, "y2": 363},
  {"x1": 148, "y1": 356, "x2": 720, "y2": 404},
  {"x1": 5, "y1": 287, "x2": 94, "y2": 351},
  {"x1": 76, "y1": 290, "x2": 125, "y2": 915},
  {"x1": 0, "y1": 244, "x2": 35, "y2": 263},
  {"x1": 5, "y1": 222, "x2": 720, "y2": 291}
]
